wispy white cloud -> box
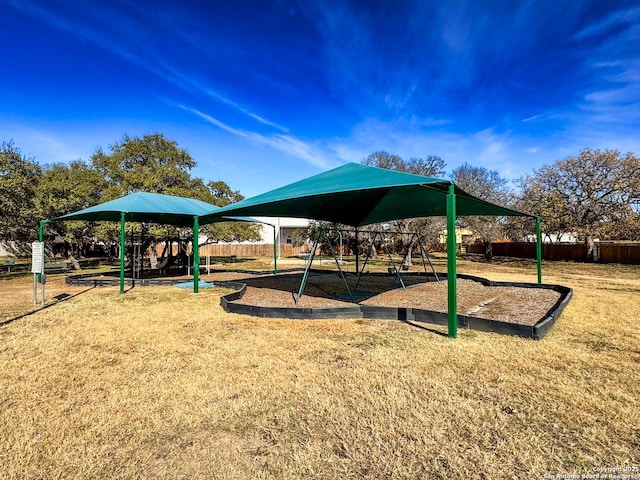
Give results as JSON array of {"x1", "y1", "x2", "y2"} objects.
[
  {"x1": 7, "y1": 0, "x2": 287, "y2": 134},
  {"x1": 1, "y1": 120, "x2": 92, "y2": 165},
  {"x1": 179, "y1": 105, "x2": 248, "y2": 137},
  {"x1": 326, "y1": 117, "x2": 604, "y2": 181},
  {"x1": 154, "y1": 61, "x2": 289, "y2": 132},
  {"x1": 579, "y1": 60, "x2": 640, "y2": 124},
  {"x1": 574, "y1": 5, "x2": 640, "y2": 40},
  {"x1": 573, "y1": 7, "x2": 640, "y2": 122},
  {"x1": 179, "y1": 105, "x2": 333, "y2": 169},
  {"x1": 207, "y1": 92, "x2": 288, "y2": 133},
  {"x1": 7, "y1": 2, "x2": 135, "y2": 72}
]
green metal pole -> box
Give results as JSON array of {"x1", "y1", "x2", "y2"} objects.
[
  {"x1": 446, "y1": 184, "x2": 458, "y2": 339},
  {"x1": 193, "y1": 216, "x2": 200, "y2": 293},
  {"x1": 120, "y1": 212, "x2": 125, "y2": 294},
  {"x1": 272, "y1": 225, "x2": 278, "y2": 275},
  {"x1": 536, "y1": 217, "x2": 542, "y2": 284},
  {"x1": 38, "y1": 219, "x2": 49, "y2": 242},
  {"x1": 38, "y1": 219, "x2": 49, "y2": 283}
]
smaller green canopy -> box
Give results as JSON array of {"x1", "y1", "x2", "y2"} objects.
[
  {"x1": 55, "y1": 191, "x2": 219, "y2": 227},
  {"x1": 200, "y1": 163, "x2": 532, "y2": 226}
]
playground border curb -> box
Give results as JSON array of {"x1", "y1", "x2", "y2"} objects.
[{"x1": 217, "y1": 272, "x2": 572, "y2": 340}]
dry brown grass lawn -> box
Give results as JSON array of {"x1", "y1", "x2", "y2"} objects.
[{"x1": 1, "y1": 258, "x2": 639, "y2": 479}]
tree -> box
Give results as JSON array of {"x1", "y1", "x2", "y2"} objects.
[
  {"x1": 36, "y1": 160, "x2": 108, "y2": 246},
  {"x1": 451, "y1": 163, "x2": 513, "y2": 259},
  {"x1": 205, "y1": 181, "x2": 245, "y2": 207},
  {"x1": 362, "y1": 151, "x2": 447, "y2": 264},
  {"x1": 196, "y1": 180, "x2": 262, "y2": 243},
  {"x1": 37, "y1": 160, "x2": 106, "y2": 219},
  {"x1": 90, "y1": 133, "x2": 261, "y2": 245},
  {"x1": 91, "y1": 133, "x2": 196, "y2": 199},
  {"x1": 362, "y1": 151, "x2": 446, "y2": 178},
  {"x1": 0, "y1": 141, "x2": 42, "y2": 240},
  {"x1": 518, "y1": 148, "x2": 640, "y2": 255}
]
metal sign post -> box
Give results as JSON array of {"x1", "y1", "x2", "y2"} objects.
[{"x1": 31, "y1": 241, "x2": 45, "y2": 305}]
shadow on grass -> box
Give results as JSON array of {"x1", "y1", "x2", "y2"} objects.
[
  {"x1": 401, "y1": 320, "x2": 449, "y2": 338},
  {"x1": 0, "y1": 286, "x2": 96, "y2": 327}
]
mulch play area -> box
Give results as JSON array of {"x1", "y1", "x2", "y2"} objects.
[{"x1": 205, "y1": 271, "x2": 563, "y2": 327}]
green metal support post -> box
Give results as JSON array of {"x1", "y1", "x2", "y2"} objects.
[
  {"x1": 536, "y1": 216, "x2": 542, "y2": 284},
  {"x1": 38, "y1": 219, "x2": 49, "y2": 243},
  {"x1": 120, "y1": 212, "x2": 125, "y2": 294},
  {"x1": 446, "y1": 184, "x2": 458, "y2": 338},
  {"x1": 272, "y1": 225, "x2": 278, "y2": 275},
  {"x1": 38, "y1": 219, "x2": 50, "y2": 283},
  {"x1": 193, "y1": 216, "x2": 200, "y2": 293}
]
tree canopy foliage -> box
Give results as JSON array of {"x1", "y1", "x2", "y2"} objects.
[
  {"x1": 0, "y1": 141, "x2": 42, "y2": 240},
  {"x1": 362, "y1": 151, "x2": 446, "y2": 178},
  {"x1": 451, "y1": 163, "x2": 514, "y2": 258},
  {"x1": 362, "y1": 152, "x2": 448, "y2": 260},
  {"x1": 0, "y1": 134, "x2": 260, "y2": 246},
  {"x1": 4, "y1": 133, "x2": 640, "y2": 258},
  {"x1": 519, "y1": 148, "x2": 640, "y2": 242},
  {"x1": 88, "y1": 135, "x2": 260, "y2": 244},
  {"x1": 91, "y1": 133, "x2": 197, "y2": 200}
]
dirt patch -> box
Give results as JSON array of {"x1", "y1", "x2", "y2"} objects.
[{"x1": 205, "y1": 272, "x2": 561, "y2": 326}]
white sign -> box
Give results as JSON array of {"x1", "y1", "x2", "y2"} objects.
[{"x1": 31, "y1": 241, "x2": 45, "y2": 274}]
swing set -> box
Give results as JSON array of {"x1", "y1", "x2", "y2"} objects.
[{"x1": 294, "y1": 225, "x2": 439, "y2": 305}]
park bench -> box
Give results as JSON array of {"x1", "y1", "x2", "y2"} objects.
[
  {"x1": 3, "y1": 259, "x2": 16, "y2": 272},
  {"x1": 44, "y1": 262, "x2": 71, "y2": 274}
]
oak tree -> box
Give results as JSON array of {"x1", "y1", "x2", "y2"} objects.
[
  {"x1": 362, "y1": 151, "x2": 447, "y2": 263},
  {"x1": 518, "y1": 148, "x2": 640, "y2": 254},
  {"x1": 0, "y1": 141, "x2": 42, "y2": 240},
  {"x1": 451, "y1": 163, "x2": 514, "y2": 259}
]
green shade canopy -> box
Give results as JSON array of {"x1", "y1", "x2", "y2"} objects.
[
  {"x1": 55, "y1": 191, "x2": 220, "y2": 227},
  {"x1": 53, "y1": 192, "x2": 271, "y2": 294},
  {"x1": 200, "y1": 163, "x2": 532, "y2": 226}
]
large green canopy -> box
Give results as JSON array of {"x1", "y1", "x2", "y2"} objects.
[
  {"x1": 200, "y1": 162, "x2": 532, "y2": 226},
  {"x1": 199, "y1": 162, "x2": 539, "y2": 339},
  {"x1": 53, "y1": 192, "x2": 272, "y2": 294},
  {"x1": 56, "y1": 191, "x2": 218, "y2": 227}
]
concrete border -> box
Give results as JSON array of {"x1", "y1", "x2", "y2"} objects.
[
  {"x1": 66, "y1": 270, "x2": 572, "y2": 339},
  {"x1": 216, "y1": 273, "x2": 572, "y2": 340}
]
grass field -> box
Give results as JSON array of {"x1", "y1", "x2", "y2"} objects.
[{"x1": 1, "y1": 257, "x2": 639, "y2": 479}]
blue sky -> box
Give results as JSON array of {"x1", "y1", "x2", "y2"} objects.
[{"x1": 1, "y1": 0, "x2": 639, "y2": 197}]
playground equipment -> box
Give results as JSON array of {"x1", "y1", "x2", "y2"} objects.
[
  {"x1": 294, "y1": 224, "x2": 354, "y2": 304},
  {"x1": 355, "y1": 230, "x2": 439, "y2": 290}
]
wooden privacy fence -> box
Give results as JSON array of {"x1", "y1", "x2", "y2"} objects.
[
  {"x1": 466, "y1": 241, "x2": 640, "y2": 265},
  {"x1": 151, "y1": 243, "x2": 310, "y2": 258},
  {"x1": 199, "y1": 243, "x2": 310, "y2": 257},
  {"x1": 596, "y1": 242, "x2": 640, "y2": 265},
  {"x1": 149, "y1": 240, "x2": 640, "y2": 264},
  {"x1": 466, "y1": 242, "x2": 587, "y2": 261}
]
